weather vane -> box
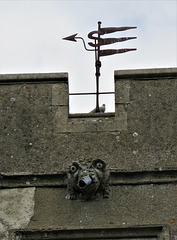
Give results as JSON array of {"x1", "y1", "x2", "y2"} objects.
[{"x1": 63, "y1": 21, "x2": 137, "y2": 113}]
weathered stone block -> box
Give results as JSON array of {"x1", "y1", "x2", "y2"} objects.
[
  {"x1": 52, "y1": 83, "x2": 68, "y2": 106},
  {"x1": 0, "y1": 188, "x2": 35, "y2": 240},
  {"x1": 115, "y1": 80, "x2": 130, "y2": 103},
  {"x1": 27, "y1": 184, "x2": 177, "y2": 229}
]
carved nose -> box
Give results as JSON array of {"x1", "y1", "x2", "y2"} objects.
[{"x1": 78, "y1": 175, "x2": 92, "y2": 189}]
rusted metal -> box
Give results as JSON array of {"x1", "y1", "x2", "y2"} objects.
[
  {"x1": 88, "y1": 37, "x2": 137, "y2": 47},
  {"x1": 100, "y1": 26, "x2": 137, "y2": 34},
  {"x1": 99, "y1": 48, "x2": 137, "y2": 57},
  {"x1": 63, "y1": 22, "x2": 137, "y2": 112}
]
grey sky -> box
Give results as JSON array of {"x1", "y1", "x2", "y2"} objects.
[{"x1": 0, "y1": 0, "x2": 176, "y2": 113}]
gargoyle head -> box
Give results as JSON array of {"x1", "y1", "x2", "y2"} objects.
[{"x1": 67, "y1": 159, "x2": 110, "y2": 200}]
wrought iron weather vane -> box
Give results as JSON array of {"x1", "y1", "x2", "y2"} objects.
[{"x1": 63, "y1": 21, "x2": 137, "y2": 112}]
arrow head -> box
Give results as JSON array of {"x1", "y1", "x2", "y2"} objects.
[{"x1": 62, "y1": 33, "x2": 78, "y2": 42}]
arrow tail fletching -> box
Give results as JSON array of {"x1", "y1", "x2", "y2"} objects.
[
  {"x1": 88, "y1": 37, "x2": 137, "y2": 47},
  {"x1": 113, "y1": 36, "x2": 137, "y2": 42},
  {"x1": 101, "y1": 37, "x2": 137, "y2": 45},
  {"x1": 100, "y1": 26, "x2": 137, "y2": 34},
  {"x1": 99, "y1": 48, "x2": 137, "y2": 57}
]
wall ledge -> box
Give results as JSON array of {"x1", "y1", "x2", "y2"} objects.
[
  {"x1": 11, "y1": 225, "x2": 169, "y2": 240},
  {"x1": 1, "y1": 169, "x2": 177, "y2": 189},
  {"x1": 0, "y1": 72, "x2": 68, "y2": 84},
  {"x1": 69, "y1": 112, "x2": 115, "y2": 118},
  {"x1": 115, "y1": 67, "x2": 177, "y2": 81}
]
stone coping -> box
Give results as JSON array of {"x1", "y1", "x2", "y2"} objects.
[
  {"x1": 115, "y1": 67, "x2": 177, "y2": 81},
  {"x1": 1, "y1": 68, "x2": 177, "y2": 84},
  {"x1": 0, "y1": 72, "x2": 68, "y2": 84}
]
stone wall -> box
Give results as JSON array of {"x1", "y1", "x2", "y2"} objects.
[{"x1": 0, "y1": 68, "x2": 177, "y2": 240}]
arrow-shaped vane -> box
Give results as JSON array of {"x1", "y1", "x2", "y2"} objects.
[{"x1": 62, "y1": 21, "x2": 137, "y2": 113}]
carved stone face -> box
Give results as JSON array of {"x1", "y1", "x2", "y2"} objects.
[{"x1": 67, "y1": 159, "x2": 110, "y2": 200}]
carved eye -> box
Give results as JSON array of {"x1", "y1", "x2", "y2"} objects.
[
  {"x1": 96, "y1": 162, "x2": 103, "y2": 169},
  {"x1": 70, "y1": 165, "x2": 78, "y2": 173}
]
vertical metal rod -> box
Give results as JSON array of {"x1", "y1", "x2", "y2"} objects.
[
  {"x1": 95, "y1": 38, "x2": 99, "y2": 112},
  {"x1": 96, "y1": 75, "x2": 99, "y2": 112},
  {"x1": 95, "y1": 21, "x2": 102, "y2": 112}
]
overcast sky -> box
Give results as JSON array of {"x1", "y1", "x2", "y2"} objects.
[{"x1": 0, "y1": 0, "x2": 176, "y2": 113}]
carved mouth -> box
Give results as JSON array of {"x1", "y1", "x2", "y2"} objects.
[
  {"x1": 78, "y1": 175, "x2": 92, "y2": 189},
  {"x1": 78, "y1": 175, "x2": 99, "y2": 190}
]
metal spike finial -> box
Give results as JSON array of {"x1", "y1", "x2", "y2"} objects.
[{"x1": 62, "y1": 22, "x2": 137, "y2": 113}]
